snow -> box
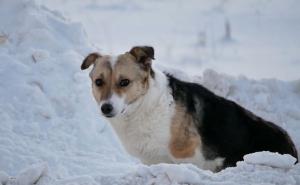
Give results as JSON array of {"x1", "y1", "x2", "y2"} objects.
[
  {"x1": 243, "y1": 152, "x2": 297, "y2": 169},
  {"x1": 42, "y1": 0, "x2": 300, "y2": 81},
  {"x1": 0, "y1": 0, "x2": 300, "y2": 185},
  {"x1": 0, "y1": 0, "x2": 134, "y2": 179},
  {"x1": 0, "y1": 172, "x2": 9, "y2": 185},
  {"x1": 119, "y1": 156, "x2": 300, "y2": 185},
  {"x1": 14, "y1": 163, "x2": 48, "y2": 185}
]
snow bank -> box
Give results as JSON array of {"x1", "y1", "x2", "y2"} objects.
[
  {"x1": 1, "y1": 0, "x2": 300, "y2": 185},
  {"x1": 2, "y1": 153, "x2": 299, "y2": 185},
  {"x1": 0, "y1": 0, "x2": 133, "y2": 179},
  {"x1": 14, "y1": 163, "x2": 48, "y2": 185},
  {"x1": 118, "y1": 153, "x2": 300, "y2": 185}
]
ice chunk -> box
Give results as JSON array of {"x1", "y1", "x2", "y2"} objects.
[{"x1": 243, "y1": 151, "x2": 297, "y2": 169}]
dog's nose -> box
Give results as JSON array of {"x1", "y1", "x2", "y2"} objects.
[{"x1": 101, "y1": 103, "x2": 113, "y2": 115}]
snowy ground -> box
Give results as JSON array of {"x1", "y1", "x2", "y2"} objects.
[{"x1": 0, "y1": 0, "x2": 300, "y2": 185}]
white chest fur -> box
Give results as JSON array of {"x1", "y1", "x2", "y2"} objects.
[{"x1": 109, "y1": 71, "x2": 175, "y2": 164}]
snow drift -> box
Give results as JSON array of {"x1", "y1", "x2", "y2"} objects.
[
  {"x1": 0, "y1": 0, "x2": 134, "y2": 180},
  {"x1": 0, "y1": 0, "x2": 299, "y2": 185}
]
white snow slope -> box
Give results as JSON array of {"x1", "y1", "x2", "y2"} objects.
[{"x1": 0, "y1": 0, "x2": 300, "y2": 185}]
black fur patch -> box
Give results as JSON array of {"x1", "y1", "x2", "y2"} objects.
[{"x1": 167, "y1": 74, "x2": 298, "y2": 169}]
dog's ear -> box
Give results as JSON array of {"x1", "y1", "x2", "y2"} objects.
[
  {"x1": 129, "y1": 46, "x2": 155, "y2": 69},
  {"x1": 81, "y1": 52, "x2": 101, "y2": 70}
]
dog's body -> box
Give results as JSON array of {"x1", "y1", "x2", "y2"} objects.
[{"x1": 81, "y1": 46, "x2": 298, "y2": 171}]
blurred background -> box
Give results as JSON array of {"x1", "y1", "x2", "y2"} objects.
[{"x1": 42, "y1": 0, "x2": 300, "y2": 80}]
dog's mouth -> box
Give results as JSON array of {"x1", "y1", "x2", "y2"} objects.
[
  {"x1": 101, "y1": 108, "x2": 126, "y2": 118},
  {"x1": 102, "y1": 109, "x2": 125, "y2": 118},
  {"x1": 104, "y1": 114, "x2": 114, "y2": 118},
  {"x1": 102, "y1": 113, "x2": 115, "y2": 118}
]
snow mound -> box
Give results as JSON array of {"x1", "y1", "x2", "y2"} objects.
[
  {"x1": 15, "y1": 163, "x2": 48, "y2": 185},
  {"x1": 0, "y1": 0, "x2": 133, "y2": 179},
  {"x1": 0, "y1": 163, "x2": 49, "y2": 185},
  {"x1": 0, "y1": 172, "x2": 9, "y2": 185},
  {"x1": 243, "y1": 151, "x2": 297, "y2": 169},
  {"x1": 117, "y1": 157, "x2": 300, "y2": 185},
  {"x1": 2, "y1": 154, "x2": 299, "y2": 185}
]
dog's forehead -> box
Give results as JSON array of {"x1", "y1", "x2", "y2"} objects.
[
  {"x1": 114, "y1": 53, "x2": 141, "y2": 76},
  {"x1": 89, "y1": 55, "x2": 111, "y2": 78},
  {"x1": 90, "y1": 53, "x2": 137, "y2": 78},
  {"x1": 114, "y1": 53, "x2": 136, "y2": 68},
  {"x1": 96, "y1": 54, "x2": 132, "y2": 68},
  {"x1": 108, "y1": 55, "x2": 118, "y2": 67},
  {"x1": 93, "y1": 55, "x2": 111, "y2": 67}
]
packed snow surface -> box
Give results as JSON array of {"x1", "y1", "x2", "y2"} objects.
[
  {"x1": 0, "y1": 0, "x2": 300, "y2": 185},
  {"x1": 243, "y1": 151, "x2": 297, "y2": 169}
]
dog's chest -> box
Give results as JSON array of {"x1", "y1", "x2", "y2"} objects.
[{"x1": 110, "y1": 103, "x2": 175, "y2": 164}]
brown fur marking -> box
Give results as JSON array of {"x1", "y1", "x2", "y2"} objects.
[
  {"x1": 169, "y1": 104, "x2": 201, "y2": 158},
  {"x1": 90, "y1": 56, "x2": 112, "y2": 101},
  {"x1": 113, "y1": 54, "x2": 150, "y2": 104},
  {"x1": 129, "y1": 47, "x2": 155, "y2": 78},
  {"x1": 81, "y1": 52, "x2": 101, "y2": 70},
  {"x1": 89, "y1": 53, "x2": 151, "y2": 105}
]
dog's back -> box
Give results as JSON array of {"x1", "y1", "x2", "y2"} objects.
[
  {"x1": 204, "y1": 97, "x2": 298, "y2": 168},
  {"x1": 167, "y1": 74, "x2": 298, "y2": 168}
]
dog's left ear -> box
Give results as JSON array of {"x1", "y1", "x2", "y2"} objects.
[
  {"x1": 129, "y1": 46, "x2": 155, "y2": 69},
  {"x1": 81, "y1": 52, "x2": 101, "y2": 70}
]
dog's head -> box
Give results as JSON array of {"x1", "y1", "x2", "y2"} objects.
[{"x1": 81, "y1": 46, "x2": 155, "y2": 118}]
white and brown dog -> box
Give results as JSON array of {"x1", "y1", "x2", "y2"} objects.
[{"x1": 81, "y1": 46, "x2": 298, "y2": 172}]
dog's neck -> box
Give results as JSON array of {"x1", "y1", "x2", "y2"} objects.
[
  {"x1": 107, "y1": 68, "x2": 176, "y2": 162},
  {"x1": 130, "y1": 69, "x2": 172, "y2": 116}
]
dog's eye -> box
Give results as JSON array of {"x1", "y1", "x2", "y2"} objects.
[
  {"x1": 95, "y1": 79, "x2": 104, "y2": 87},
  {"x1": 119, "y1": 79, "x2": 130, "y2": 87}
]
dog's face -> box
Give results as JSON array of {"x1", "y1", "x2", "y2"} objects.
[{"x1": 81, "y1": 46, "x2": 155, "y2": 118}]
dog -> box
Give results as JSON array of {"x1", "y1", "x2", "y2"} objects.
[{"x1": 81, "y1": 46, "x2": 298, "y2": 172}]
